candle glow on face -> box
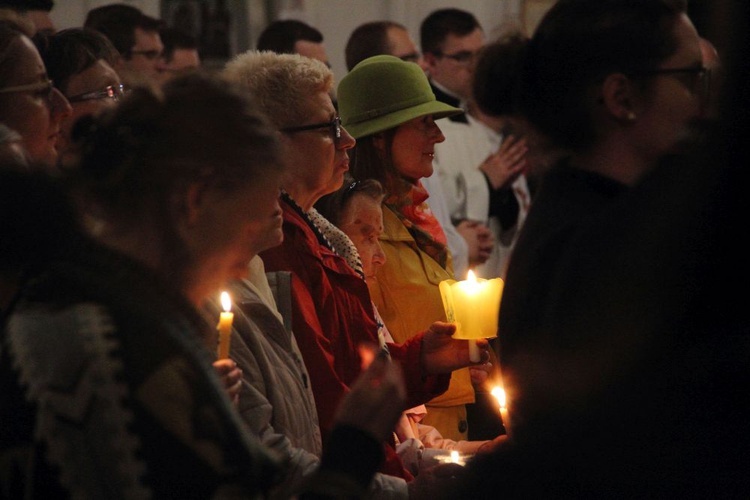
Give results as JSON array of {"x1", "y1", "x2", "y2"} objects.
[{"x1": 217, "y1": 291, "x2": 234, "y2": 359}]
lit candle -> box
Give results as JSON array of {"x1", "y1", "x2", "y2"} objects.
[
  {"x1": 491, "y1": 385, "x2": 510, "y2": 434},
  {"x1": 216, "y1": 291, "x2": 234, "y2": 359},
  {"x1": 439, "y1": 270, "x2": 504, "y2": 362}
]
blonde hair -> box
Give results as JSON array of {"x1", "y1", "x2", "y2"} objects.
[{"x1": 222, "y1": 50, "x2": 334, "y2": 129}]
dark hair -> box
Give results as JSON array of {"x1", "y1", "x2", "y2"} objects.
[
  {"x1": 256, "y1": 19, "x2": 323, "y2": 54},
  {"x1": 315, "y1": 174, "x2": 385, "y2": 226},
  {"x1": 84, "y1": 3, "x2": 164, "y2": 58},
  {"x1": 345, "y1": 20, "x2": 403, "y2": 71},
  {"x1": 71, "y1": 73, "x2": 282, "y2": 288},
  {"x1": 73, "y1": 72, "x2": 282, "y2": 225},
  {"x1": 420, "y1": 8, "x2": 481, "y2": 55},
  {"x1": 473, "y1": 33, "x2": 528, "y2": 118},
  {"x1": 160, "y1": 27, "x2": 198, "y2": 63},
  {"x1": 33, "y1": 28, "x2": 119, "y2": 95},
  {"x1": 519, "y1": 0, "x2": 687, "y2": 151},
  {"x1": 349, "y1": 129, "x2": 404, "y2": 198},
  {"x1": 0, "y1": 0, "x2": 53, "y2": 11}
]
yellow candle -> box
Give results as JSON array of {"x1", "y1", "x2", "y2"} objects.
[
  {"x1": 439, "y1": 270, "x2": 503, "y2": 362},
  {"x1": 216, "y1": 291, "x2": 234, "y2": 359}
]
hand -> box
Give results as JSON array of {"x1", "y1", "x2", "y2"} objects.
[
  {"x1": 479, "y1": 135, "x2": 529, "y2": 190},
  {"x1": 476, "y1": 433, "x2": 509, "y2": 454},
  {"x1": 420, "y1": 321, "x2": 490, "y2": 374},
  {"x1": 456, "y1": 220, "x2": 493, "y2": 266},
  {"x1": 407, "y1": 462, "x2": 466, "y2": 500},
  {"x1": 469, "y1": 361, "x2": 493, "y2": 386},
  {"x1": 213, "y1": 358, "x2": 243, "y2": 406},
  {"x1": 334, "y1": 353, "x2": 406, "y2": 443}
]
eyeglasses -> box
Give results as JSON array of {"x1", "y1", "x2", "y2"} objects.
[
  {"x1": 281, "y1": 116, "x2": 342, "y2": 142},
  {"x1": 397, "y1": 52, "x2": 421, "y2": 64},
  {"x1": 434, "y1": 50, "x2": 478, "y2": 65},
  {"x1": 630, "y1": 66, "x2": 711, "y2": 97},
  {"x1": 0, "y1": 79, "x2": 55, "y2": 99},
  {"x1": 67, "y1": 84, "x2": 128, "y2": 104},
  {"x1": 130, "y1": 49, "x2": 162, "y2": 60}
]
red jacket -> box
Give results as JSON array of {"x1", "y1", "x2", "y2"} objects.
[{"x1": 260, "y1": 198, "x2": 450, "y2": 480}]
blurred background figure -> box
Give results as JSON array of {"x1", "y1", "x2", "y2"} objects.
[
  {"x1": 345, "y1": 20, "x2": 425, "y2": 71},
  {"x1": 0, "y1": 19, "x2": 71, "y2": 169},
  {"x1": 256, "y1": 19, "x2": 330, "y2": 67},
  {"x1": 156, "y1": 27, "x2": 200, "y2": 86},
  {"x1": 0, "y1": 0, "x2": 54, "y2": 35},
  {"x1": 84, "y1": 3, "x2": 164, "y2": 86},
  {"x1": 34, "y1": 27, "x2": 122, "y2": 169}
]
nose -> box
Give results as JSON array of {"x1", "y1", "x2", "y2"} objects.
[
  {"x1": 432, "y1": 122, "x2": 446, "y2": 143},
  {"x1": 338, "y1": 125, "x2": 356, "y2": 150},
  {"x1": 373, "y1": 241, "x2": 387, "y2": 267},
  {"x1": 49, "y1": 87, "x2": 72, "y2": 120}
]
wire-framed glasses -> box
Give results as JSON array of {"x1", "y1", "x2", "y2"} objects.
[{"x1": 67, "y1": 84, "x2": 128, "y2": 104}]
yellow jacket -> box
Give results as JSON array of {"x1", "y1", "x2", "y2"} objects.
[{"x1": 368, "y1": 205, "x2": 475, "y2": 409}]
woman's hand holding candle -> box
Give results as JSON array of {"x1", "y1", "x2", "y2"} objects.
[
  {"x1": 419, "y1": 321, "x2": 490, "y2": 375},
  {"x1": 213, "y1": 358, "x2": 243, "y2": 406}
]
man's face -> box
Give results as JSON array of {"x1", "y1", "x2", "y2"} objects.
[
  {"x1": 386, "y1": 26, "x2": 426, "y2": 71},
  {"x1": 122, "y1": 27, "x2": 164, "y2": 83},
  {"x1": 156, "y1": 48, "x2": 201, "y2": 85},
  {"x1": 424, "y1": 27, "x2": 485, "y2": 100},
  {"x1": 294, "y1": 40, "x2": 330, "y2": 68}
]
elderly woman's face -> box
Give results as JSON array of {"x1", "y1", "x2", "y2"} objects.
[
  {"x1": 389, "y1": 114, "x2": 445, "y2": 182},
  {"x1": 0, "y1": 35, "x2": 71, "y2": 168},
  {"x1": 281, "y1": 89, "x2": 355, "y2": 207}
]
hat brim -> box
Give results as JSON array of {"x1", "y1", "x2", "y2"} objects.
[{"x1": 343, "y1": 100, "x2": 463, "y2": 139}]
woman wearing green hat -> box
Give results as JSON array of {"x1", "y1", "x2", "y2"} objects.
[{"x1": 338, "y1": 54, "x2": 481, "y2": 442}]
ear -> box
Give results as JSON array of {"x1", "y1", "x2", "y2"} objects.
[
  {"x1": 422, "y1": 52, "x2": 439, "y2": 73},
  {"x1": 181, "y1": 181, "x2": 210, "y2": 227},
  {"x1": 600, "y1": 73, "x2": 639, "y2": 122}
]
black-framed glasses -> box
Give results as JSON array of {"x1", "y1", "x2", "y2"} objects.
[
  {"x1": 130, "y1": 49, "x2": 161, "y2": 60},
  {"x1": 434, "y1": 50, "x2": 478, "y2": 65},
  {"x1": 630, "y1": 65, "x2": 711, "y2": 97},
  {"x1": 281, "y1": 116, "x2": 342, "y2": 141},
  {"x1": 67, "y1": 84, "x2": 128, "y2": 104}
]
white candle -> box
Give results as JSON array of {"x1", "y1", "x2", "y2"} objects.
[{"x1": 216, "y1": 291, "x2": 234, "y2": 359}]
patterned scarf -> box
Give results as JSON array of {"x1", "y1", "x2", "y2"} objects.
[{"x1": 384, "y1": 178, "x2": 449, "y2": 269}]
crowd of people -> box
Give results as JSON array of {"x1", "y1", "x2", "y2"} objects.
[{"x1": 1, "y1": 0, "x2": 747, "y2": 497}]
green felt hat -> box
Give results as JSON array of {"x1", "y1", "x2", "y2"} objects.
[{"x1": 338, "y1": 55, "x2": 463, "y2": 139}]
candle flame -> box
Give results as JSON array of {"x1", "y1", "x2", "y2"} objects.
[
  {"x1": 491, "y1": 386, "x2": 507, "y2": 409},
  {"x1": 466, "y1": 269, "x2": 477, "y2": 283},
  {"x1": 220, "y1": 291, "x2": 232, "y2": 312},
  {"x1": 450, "y1": 450, "x2": 460, "y2": 463}
]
